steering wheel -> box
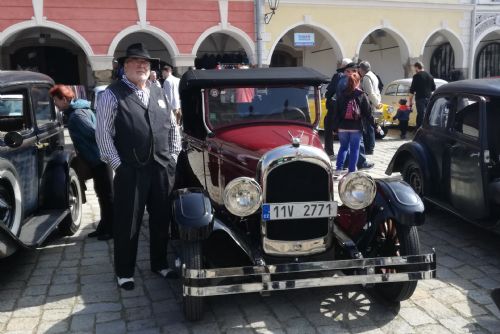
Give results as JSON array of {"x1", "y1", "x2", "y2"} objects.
[{"x1": 284, "y1": 107, "x2": 307, "y2": 122}]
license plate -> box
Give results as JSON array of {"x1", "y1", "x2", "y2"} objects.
[{"x1": 262, "y1": 201, "x2": 337, "y2": 221}]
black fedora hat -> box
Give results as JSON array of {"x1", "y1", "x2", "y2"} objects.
[{"x1": 118, "y1": 43, "x2": 160, "y2": 69}]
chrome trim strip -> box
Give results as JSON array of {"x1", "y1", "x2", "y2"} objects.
[
  {"x1": 262, "y1": 235, "x2": 331, "y2": 256},
  {"x1": 183, "y1": 270, "x2": 436, "y2": 297},
  {"x1": 184, "y1": 253, "x2": 435, "y2": 279}
]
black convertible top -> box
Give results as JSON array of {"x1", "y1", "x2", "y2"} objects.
[
  {"x1": 435, "y1": 78, "x2": 500, "y2": 97},
  {"x1": 0, "y1": 71, "x2": 54, "y2": 88},
  {"x1": 180, "y1": 67, "x2": 329, "y2": 91}
]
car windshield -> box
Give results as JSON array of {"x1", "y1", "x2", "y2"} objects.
[{"x1": 205, "y1": 86, "x2": 318, "y2": 129}]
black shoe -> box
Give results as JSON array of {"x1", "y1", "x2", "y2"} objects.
[
  {"x1": 358, "y1": 162, "x2": 375, "y2": 170},
  {"x1": 153, "y1": 268, "x2": 179, "y2": 279},
  {"x1": 117, "y1": 277, "x2": 135, "y2": 290},
  {"x1": 97, "y1": 233, "x2": 113, "y2": 241}
]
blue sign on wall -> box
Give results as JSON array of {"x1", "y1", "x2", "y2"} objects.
[{"x1": 294, "y1": 33, "x2": 315, "y2": 47}]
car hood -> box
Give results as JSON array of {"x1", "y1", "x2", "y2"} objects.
[{"x1": 211, "y1": 124, "x2": 323, "y2": 173}]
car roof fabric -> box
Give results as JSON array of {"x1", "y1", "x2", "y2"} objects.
[
  {"x1": 0, "y1": 71, "x2": 54, "y2": 88},
  {"x1": 180, "y1": 67, "x2": 329, "y2": 91},
  {"x1": 435, "y1": 78, "x2": 500, "y2": 97}
]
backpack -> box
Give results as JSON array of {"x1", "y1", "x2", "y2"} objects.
[
  {"x1": 344, "y1": 97, "x2": 360, "y2": 120},
  {"x1": 375, "y1": 73, "x2": 384, "y2": 92}
]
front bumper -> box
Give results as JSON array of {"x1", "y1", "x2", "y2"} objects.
[{"x1": 183, "y1": 252, "x2": 436, "y2": 297}]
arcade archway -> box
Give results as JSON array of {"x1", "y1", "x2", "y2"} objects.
[
  {"x1": 475, "y1": 29, "x2": 500, "y2": 78},
  {"x1": 1, "y1": 27, "x2": 91, "y2": 86},
  {"x1": 194, "y1": 33, "x2": 249, "y2": 69}
]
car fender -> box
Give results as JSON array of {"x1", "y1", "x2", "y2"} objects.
[
  {"x1": 172, "y1": 188, "x2": 214, "y2": 241},
  {"x1": 372, "y1": 178, "x2": 425, "y2": 227},
  {"x1": 385, "y1": 141, "x2": 434, "y2": 195}
]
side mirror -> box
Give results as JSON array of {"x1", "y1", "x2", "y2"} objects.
[{"x1": 4, "y1": 131, "x2": 23, "y2": 148}]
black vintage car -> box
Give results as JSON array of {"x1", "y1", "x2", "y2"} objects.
[
  {"x1": 386, "y1": 78, "x2": 500, "y2": 232},
  {"x1": 173, "y1": 67, "x2": 436, "y2": 320},
  {"x1": 0, "y1": 71, "x2": 83, "y2": 258}
]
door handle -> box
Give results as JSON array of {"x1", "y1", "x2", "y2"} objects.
[{"x1": 35, "y1": 142, "x2": 49, "y2": 149}]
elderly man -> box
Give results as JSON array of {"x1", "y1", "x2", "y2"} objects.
[
  {"x1": 96, "y1": 43, "x2": 181, "y2": 290},
  {"x1": 358, "y1": 61, "x2": 382, "y2": 155}
]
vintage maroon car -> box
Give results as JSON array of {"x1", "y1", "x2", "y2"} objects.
[{"x1": 173, "y1": 67, "x2": 436, "y2": 320}]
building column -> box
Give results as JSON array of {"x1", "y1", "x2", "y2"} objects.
[{"x1": 89, "y1": 56, "x2": 114, "y2": 86}]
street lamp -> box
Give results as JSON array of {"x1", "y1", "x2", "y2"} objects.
[{"x1": 264, "y1": 0, "x2": 280, "y2": 24}]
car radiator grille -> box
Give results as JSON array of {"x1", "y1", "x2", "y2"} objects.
[{"x1": 265, "y1": 161, "x2": 330, "y2": 241}]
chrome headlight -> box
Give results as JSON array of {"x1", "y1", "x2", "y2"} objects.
[
  {"x1": 338, "y1": 172, "x2": 376, "y2": 210},
  {"x1": 223, "y1": 177, "x2": 262, "y2": 217}
]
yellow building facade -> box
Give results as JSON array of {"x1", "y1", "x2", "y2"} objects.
[{"x1": 260, "y1": 0, "x2": 500, "y2": 83}]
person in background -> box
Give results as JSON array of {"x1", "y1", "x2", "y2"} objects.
[
  {"x1": 162, "y1": 65, "x2": 182, "y2": 125},
  {"x1": 324, "y1": 58, "x2": 353, "y2": 159},
  {"x1": 358, "y1": 61, "x2": 382, "y2": 155},
  {"x1": 332, "y1": 73, "x2": 374, "y2": 177},
  {"x1": 393, "y1": 98, "x2": 412, "y2": 139},
  {"x1": 50, "y1": 84, "x2": 113, "y2": 241},
  {"x1": 149, "y1": 70, "x2": 161, "y2": 88},
  {"x1": 409, "y1": 61, "x2": 436, "y2": 129},
  {"x1": 96, "y1": 43, "x2": 182, "y2": 290}
]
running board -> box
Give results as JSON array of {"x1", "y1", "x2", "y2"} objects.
[{"x1": 18, "y1": 209, "x2": 70, "y2": 247}]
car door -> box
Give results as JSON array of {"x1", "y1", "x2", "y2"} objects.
[
  {"x1": 31, "y1": 84, "x2": 63, "y2": 200},
  {"x1": 0, "y1": 86, "x2": 39, "y2": 218},
  {"x1": 446, "y1": 95, "x2": 488, "y2": 220}
]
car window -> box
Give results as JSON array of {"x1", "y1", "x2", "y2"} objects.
[
  {"x1": 396, "y1": 84, "x2": 409, "y2": 96},
  {"x1": 31, "y1": 86, "x2": 54, "y2": 127},
  {"x1": 384, "y1": 84, "x2": 397, "y2": 96},
  {"x1": 454, "y1": 97, "x2": 480, "y2": 139},
  {"x1": 428, "y1": 96, "x2": 452, "y2": 128},
  {"x1": 0, "y1": 89, "x2": 30, "y2": 133},
  {"x1": 206, "y1": 86, "x2": 314, "y2": 129},
  {"x1": 486, "y1": 98, "x2": 500, "y2": 163}
]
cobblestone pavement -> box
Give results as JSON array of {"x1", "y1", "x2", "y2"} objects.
[{"x1": 1, "y1": 129, "x2": 500, "y2": 334}]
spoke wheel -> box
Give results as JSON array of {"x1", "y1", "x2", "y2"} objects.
[{"x1": 372, "y1": 219, "x2": 420, "y2": 302}]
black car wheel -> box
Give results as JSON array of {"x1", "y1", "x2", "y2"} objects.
[
  {"x1": 0, "y1": 183, "x2": 15, "y2": 230},
  {"x1": 402, "y1": 159, "x2": 424, "y2": 197},
  {"x1": 58, "y1": 168, "x2": 83, "y2": 235},
  {"x1": 372, "y1": 220, "x2": 420, "y2": 302},
  {"x1": 182, "y1": 240, "x2": 204, "y2": 321}
]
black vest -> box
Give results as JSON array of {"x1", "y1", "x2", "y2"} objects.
[{"x1": 108, "y1": 80, "x2": 173, "y2": 168}]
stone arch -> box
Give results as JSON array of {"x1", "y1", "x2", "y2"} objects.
[
  {"x1": 421, "y1": 28, "x2": 466, "y2": 70},
  {"x1": 267, "y1": 21, "x2": 345, "y2": 69},
  {"x1": 107, "y1": 25, "x2": 180, "y2": 59},
  {"x1": 357, "y1": 26, "x2": 411, "y2": 83},
  {"x1": 191, "y1": 25, "x2": 255, "y2": 65},
  {"x1": 474, "y1": 26, "x2": 500, "y2": 79},
  {"x1": 0, "y1": 19, "x2": 94, "y2": 67}
]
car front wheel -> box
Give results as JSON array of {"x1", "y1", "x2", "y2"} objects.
[
  {"x1": 58, "y1": 168, "x2": 83, "y2": 235},
  {"x1": 402, "y1": 159, "x2": 424, "y2": 197},
  {"x1": 371, "y1": 220, "x2": 420, "y2": 302},
  {"x1": 182, "y1": 240, "x2": 205, "y2": 321}
]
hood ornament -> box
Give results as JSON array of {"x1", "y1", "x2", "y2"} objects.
[{"x1": 288, "y1": 130, "x2": 304, "y2": 148}]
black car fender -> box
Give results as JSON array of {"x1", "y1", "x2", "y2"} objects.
[
  {"x1": 41, "y1": 150, "x2": 75, "y2": 209},
  {"x1": 385, "y1": 141, "x2": 435, "y2": 195},
  {"x1": 172, "y1": 188, "x2": 214, "y2": 241},
  {"x1": 371, "y1": 178, "x2": 425, "y2": 227}
]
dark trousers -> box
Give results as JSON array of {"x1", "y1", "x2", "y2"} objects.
[
  {"x1": 415, "y1": 97, "x2": 430, "y2": 129},
  {"x1": 363, "y1": 123, "x2": 375, "y2": 153},
  {"x1": 324, "y1": 108, "x2": 335, "y2": 156},
  {"x1": 91, "y1": 163, "x2": 113, "y2": 234},
  {"x1": 399, "y1": 120, "x2": 409, "y2": 137},
  {"x1": 113, "y1": 161, "x2": 174, "y2": 278}
]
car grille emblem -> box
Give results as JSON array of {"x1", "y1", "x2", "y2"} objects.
[{"x1": 288, "y1": 130, "x2": 304, "y2": 148}]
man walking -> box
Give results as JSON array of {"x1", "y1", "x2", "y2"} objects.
[
  {"x1": 409, "y1": 61, "x2": 436, "y2": 129},
  {"x1": 358, "y1": 61, "x2": 382, "y2": 155},
  {"x1": 96, "y1": 43, "x2": 181, "y2": 290},
  {"x1": 162, "y1": 65, "x2": 182, "y2": 125}
]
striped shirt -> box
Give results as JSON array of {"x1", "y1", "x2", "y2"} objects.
[{"x1": 96, "y1": 75, "x2": 182, "y2": 170}]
